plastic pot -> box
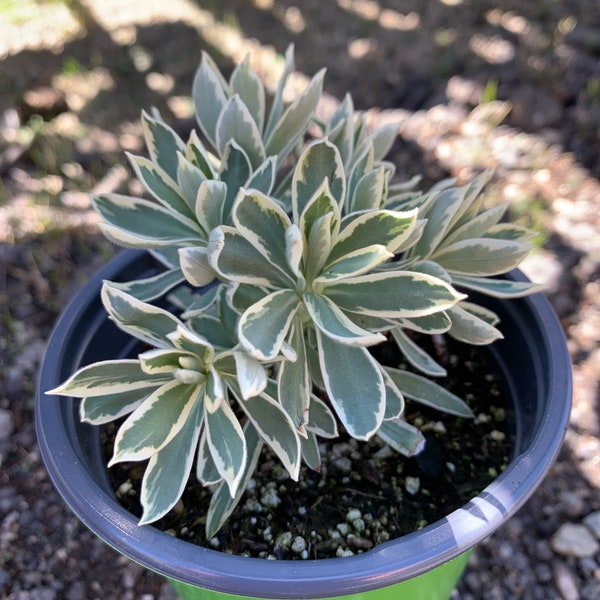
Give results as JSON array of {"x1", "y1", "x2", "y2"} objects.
[{"x1": 36, "y1": 249, "x2": 572, "y2": 600}]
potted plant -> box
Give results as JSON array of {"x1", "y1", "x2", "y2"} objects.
[{"x1": 36, "y1": 48, "x2": 572, "y2": 600}]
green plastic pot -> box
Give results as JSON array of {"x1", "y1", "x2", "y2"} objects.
[{"x1": 36, "y1": 250, "x2": 572, "y2": 600}]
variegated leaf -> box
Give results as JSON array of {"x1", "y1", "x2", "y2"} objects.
[
  {"x1": 285, "y1": 224, "x2": 305, "y2": 283},
  {"x1": 205, "y1": 398, "x2": 246, "y2": 497},
  {"x1": 93, "y1": 194, "x2": 204, "y2": 248},
  {"x1": 186, "y1": 130, "x2": 217, "y2": 179},
  {"x1": 106, "y1": 268, "x2": 185, "y2": 302},
  {"x1": 141, "y1": 110, "x2": 186, "y2": 181},
  {"x1": 206, "y1": 422, "x2": 262, "y2": 538},
  {"x1": 451, "y1": 274, "x2": 544, "y2": 298},
  {"x1": 432, "y1": 238, "x2": 532, "y2": 276},
  {"x1": 111, "y1": 381, "x2": 201, "y2": 463},
  {"x1": 219, "y1": 141, "x2": 252, "y2": 217},
  {"x1": 205, "y1": 366, "x2": 225, "y2": 411},
  {"x1": 300, "y1": 180, "x2": 341, "y2": 248},
  {"x1": 380, "y1": 366, "x2": 405, "y2": 420},
  {"x1": 232, "y1": 190, "x2": 293, "y2": 279},
  {"x1": 277, "y1": 317, "x2": 310, "y2": 434},
  {"x1": 384, "y1": 367, "x2": 473, "y2": 417},
  {"x1": 440, "y1": 203, "x2": 507, "y2": 249},
  {"x1": 127, "y1": 153, "x2": 195, "y2": 220},
  {"x1": 101, "y1": 284, "x2": 182, "y2": 348},
  {"x1": 80, "y1": 389, "x2": 146, "y2": 425},
  {"x1": 179, "y1": 246, "x2": 216, "y2": 287},
  {"x1": 216, "y1": 95, "x2": 266, "y2": 169},
  {"x1": 411, "y1": 187, "x2": 465, "y2": 258},
  {"x1": 292, "y1": 139, "x2": 346, "y2": 221},
  {"x1": 238, "y1": 289, "x2": 300, "y2": 360},
  {"x1": 48, "y1": 359, "x2": 169, "y2": 397},
  {"x1": 349, "y1": 166, "x2": 386, "y2": 213},
  {"x1": 397, "y1": 311, "x2": 452, "y2": 335},
  {"x1": 483, "y1": 223, "x2": 538, "y2": 243},
  {"x1": 193, "y1": 52, "x2": 229, "y2": 147},
  {"x1": 265, "y1": 68, "x2": 325, "y2": 166},
  {"x1": 304, "y1": 292, "x2": 385, "y2": 346},
  {"x1": 458, "y1": 300, "x2": 500, "y2": 325},
  {"x1": 306, "y1": 393, "x2": 338, "y2": 438},
  {"x1": 232, "y1": 351, "x2": 267, "y2": 399},
  {"x1": 246, "y1": 156, "x2": 277, "y2": 194},
  {"x1": 408, "y1": 260, "x2": 452, "y2": 283},
  {"x1": 188, "y1": 314, "x2": 233, "y2": 348},
  {"x1": 327, "y1": 93, "x2": 354, "y2": 166},
  {"x1": 196, "y1": 429, "x2": 223, "y2": 486},
  {"x1": 167, "y1": 324, "x2": 214, "y2": 364},
  {"x1": 316, "y1": 330, "x2": 385, "y2": 440},
  {"x1": 139, "y1": 399, "x2": 204, "y2": 524},
  {"x1": 208, "y1": 226, "x2": 292, "y2": 288},
  {"x1": 138, "y1": 348, "x2": 187, "y2": 375},
  {"x1": 368, "y1": 122, "x2": 399, "y2": 162},
  {"x1": 305, "y1": 212, "x2": 334, "y2": 283},
  {"x1": 314, "y1": 244, "x2": 393, "y2": 284},
  {"x1": 195, "y1": 179, "x2": 226, "y2": 233},
  {"x1": 391, "y1": 328, "x2": 446, "y2": 377},
  {"x1": 264, "y1": 45, "x2": 294, "y2": 139},
  {"x1": 329, "y1": 209, "x2": 417, "y2": 264},
  {"x1": 176, "y1": 152, "x2": 206, "y2": 208},
  {"x1": 324, "y1": 271, "x2": 464, "y2": 318},
  {"x1": 377, "y1": 418, "x2": 425, "y2": 457},
  {"x1": 230, "y1": 55, "x2": 266, "y2": 134},
  {"x1": 300, "y1": 430, "x2": 321, "y2": 469},
  {"x1": 229, "y1": 380, "x2": 301, "y2": 480},
  {"x1": 447, "y1": 304, "x2": 503, "y2": 345}
]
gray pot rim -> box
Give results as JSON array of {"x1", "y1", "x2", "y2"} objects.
[{"x1": 36, "y1": 249, "x2": 572, "y2": 599}]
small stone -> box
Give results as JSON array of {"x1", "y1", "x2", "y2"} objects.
[
  {"x1": 405, "y1": 476, "x2": 420, "y2": 495},
  {"x1": 551, "y1": 523, "x2": 600, "y2": 558},
  {"x1": 583, "y1": 512, "x2": 600, "y2": 540},
  {"x1": 346, "y1": 509, "x2": 362, "y2": 522},
  {"x1": 552, "y1": 561, "x2": 580, "y2": 600},
  {"x1": 275, "y1": 531, "x2": 292, "y2": 549},
  {"x1": 336, "y1": 547, "x2": 354, "y2": 557},
  {"x1": 336, "y1": 522, "x2": 350, "y2": 536},
  {"x1": 291, "y1": 536, "x2": 307, "y2": 554},
  {"x1": 260, "y1": 486, "x2": 280, "y2": 508},
  {"x1": 0, "y1": 410, "x2": 14, "y2": 442}
]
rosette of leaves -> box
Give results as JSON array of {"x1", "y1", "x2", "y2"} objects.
[
  {"x1": 48, "y1": 283, "x2": 339, "y2": 536},
  {"x1": 381, "y1": 171, "x2": 543, "y2": 377},
  {"x1": 91, "y1": 46, "x2": 324, "y2": 302},
  {"x1": 207, "y1": 138, "x2": 468, "y2": 455}
]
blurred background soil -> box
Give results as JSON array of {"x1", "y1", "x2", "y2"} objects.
[{"x1": 1, "y1": 1, "x2": 599, "y2": 598}]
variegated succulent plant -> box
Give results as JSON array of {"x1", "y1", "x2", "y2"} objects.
[{"x1": 48, "y1": 48, "x2": 541, "y2": 538}]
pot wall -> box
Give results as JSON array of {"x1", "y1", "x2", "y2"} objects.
[{"x1": 36, "y1": 250, "x2": 572, "y2": 599}]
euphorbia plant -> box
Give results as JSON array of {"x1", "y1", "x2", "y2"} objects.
[{"x1": 48, "y1": 48, "x2": 541, "y2": 541}]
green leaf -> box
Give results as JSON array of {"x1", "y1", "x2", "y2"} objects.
[
  {"x1": 324, "y1": 271, "x2": 464, "y2": 318},
  {"x1": 377, "y1": 419, "x2": 425, "y2": 457},
  {"x1": 238, "y1": 289, "x2": 300, "y2": 360},
  {"x1": 391, "y1": 328, "x2": 446, "y2": 377},
  {"x1": 230, "y1": 55, "x2": 266, "y2": 134},
  {"x1": 316, "y1": 331, "x2": 385, "y2": 440},
  {"x1": 111, "y1": 381, "x2": 201, "y2": 463},
  {"x1": 206, "y1": 422, "x2": 262, "y2": 538},
  {"x1": 127, "y1": 153, "x2": 195, "y2": 220},
  {"x1": 193, "y1": 52, "x2": 229, "y2": 147},
  {"x1": 300, "y1": 430, "x2": 322, "y2": 470},
  {"x1": 216, "y1": 95, "x2": 266, "y2": 169},
  {"x1": 205, "y1": 398, "x2": 246, "y2": 497},
  {"x1": 265, "y1": 68, "x2": 325, "y2": 166},
  {"x1": 292, "y1": 139, "x2": 346, "y2": 222},
  {"x1": 48, "y1": 359, "x2": 169, "y2": 397},
  {"x1": 139, "y1": 399, "x2": 204, "y2": 524},
  {"x1": 304, "y1": 292, "x2": 385, "y2": 346},
  {"x1": 141, "y1": 110, "x2": 186, "y2": 181},
  {"x1": 329, "y1": 209, "x2": 417, "y2": 264},
  {"x1": 432, "y1": 238, "x2": 532, "y2": 276},
  {"x1": 101, "y1": 284, "x2": 182, "y2": 348},
  {"x1": 93, "y1": 194, "x2": 204, "y2": 248},
  {"x1": 80, "y1": 389, "x2": 146, "y2": 425},
  {"x1": 106, "y1": 268, "x2": 185, "y2": 302},
  {"x1": 384, "y1": 367, "x2": 473, "y2": 417},
  {"x1": 451, "y1": 275, "x2": 544, "y2": 298}
]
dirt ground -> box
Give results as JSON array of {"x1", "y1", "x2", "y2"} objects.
[{"x1": 1, "y1": 1, "x2": 599, "y2": 598}]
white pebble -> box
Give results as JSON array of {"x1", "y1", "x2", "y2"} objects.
[
  {"x1": 551, "y1": 523, "x2": 600, "y2": 558},
  {"x1": 291, "y1": 536, "x2": 307, "y2": 554},
  {"x1": 405, "y1": 476, "x2": 420, "y2": 495}
]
